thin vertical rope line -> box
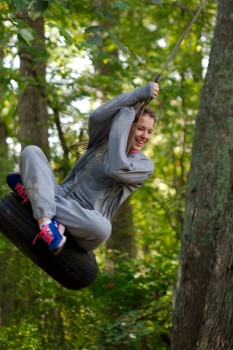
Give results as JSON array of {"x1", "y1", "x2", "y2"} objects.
[{"x1": 155, "y1": 0, "x2": 208, "y2": 82}]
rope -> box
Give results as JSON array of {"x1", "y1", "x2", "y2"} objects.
[
  {"x1": 155, "y1": 0, "x2": 208, "y2": 83},
  {"x1": 128, "y1": 0, "x2": 208, "y2": 152},
  {"x1": 128, "y1": 0, "x2": 208, "y2": 154}
]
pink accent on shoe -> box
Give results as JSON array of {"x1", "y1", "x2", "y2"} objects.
[
  {"x1": 15, "y1": 183, "x2": 29, "y2": 205},
  {"x1": 32, "y1": 225, "x2": 54, "y2": 246}
]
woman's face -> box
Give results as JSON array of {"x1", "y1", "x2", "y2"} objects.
[{"x1": 128, "y1": 113, "x2": 154, "y2": 153}]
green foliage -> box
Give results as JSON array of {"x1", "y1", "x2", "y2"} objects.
[
  {"x1": 95, "y1": 248, "x2": 177, "y2": 349},
  {"x1": 0, "y1": 0, "x2": 217, "y2": 349},
  {"x1": 0, "y1": 243, "x2": 177, "y2": 349},
  {"x1": 111, "y1": 1, "x2": 130, "y2": 11},
  {"x1": 28, "y1": 0, "x2": 49, "y2": 20}
]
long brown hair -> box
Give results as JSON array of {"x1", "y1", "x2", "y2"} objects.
[{"x1": 134, "y1": 106, "x2": 157, "y2": 124}]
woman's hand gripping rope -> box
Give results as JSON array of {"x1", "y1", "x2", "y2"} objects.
[{"x1": 152, "y1": 83, "x2": 159, "y2": 99}]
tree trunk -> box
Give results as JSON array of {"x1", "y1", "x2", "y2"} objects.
[
  {"x1": 0, "y1": 120, "x2": 8, "y2": 160},
  {"x1": 0, "y1": 14, "x2": 49, "y2": 327},
  {"x1": 0, "y1": 33, "x2": 9, "y2": 188},
  {"x1": 172, "y1": 1, "x2": 233, "y2": 349},
  {"x1": 0, "y1": 42, "x2": 6, "y2": 146},
  {"x1": 18, "y1": 14, "x2": 49, "y2": 156}
]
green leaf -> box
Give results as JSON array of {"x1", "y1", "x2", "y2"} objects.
[
  {"x1": 34, "y1": 0, "x2": 49, "y2": 12},
  {"x1": 143, "y1": 0, "x2": 162, "y2": 4},
  {"x1": 84, "y1": 26, "x2": 102, "y2": 34},
  {"x1": 18, "y1": 28, "x2": 34, "y2": 46},
  {"x1": 46, "y1": 23, "x2": 73, "y2": 45},
  {"x1": 28, "y1": 0, "x2": 49, "y2": 20},
  {"x1": 108, "y1": 31, "x2": 131, "y2": 58},
  {"x1": 149, "y1": 0, "x2": 162, "y2": 4},
  {"x1": 86, "y1": 33, "x2": 103, "y2": 46},
  {"x1": 59, "y1": 28, "x2": 73, "y2": 45},
  {"x1": 83, "y1": 26, "x2": 104, "y2": 46},
  {"x1": 111, "y1": 1, "x2": 130, "y2": 10},
  {"x1": 28, "y1": 0, "x2": 49, "y2": 12},
  {"x1": 8, "y1": 0, "x2": 28, "y2": 10},
  {"x1": 47, "y1": 21, "x2": 56, "y2": 29},
  {"x1": 101, "y1": 11, "x2": 118, "y2": 24}
]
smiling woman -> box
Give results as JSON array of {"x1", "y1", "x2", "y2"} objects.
[
  {"x1": 5, "y1": 82, "x2": 159, "y2": 280},
  {"x1": 128, "y1": 106, "x2": 157, "y2": 154}
]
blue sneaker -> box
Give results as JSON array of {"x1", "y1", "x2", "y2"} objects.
[
  {"x1": 6, "y1": 173, "x2": 29, "y2": 205},
  {"x1": 32, "y1": 220, "x2": 66, "y2": 255}
]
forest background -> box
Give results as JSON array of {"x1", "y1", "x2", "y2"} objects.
[{"x1": 0, "y1": 1, "x2": 217, "y2": 349}]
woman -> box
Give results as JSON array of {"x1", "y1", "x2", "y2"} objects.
[{"x1": 7, "y1": 82, "x2": 159, "y2": 254}]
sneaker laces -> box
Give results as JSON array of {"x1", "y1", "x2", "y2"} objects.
[
  {"x1": 32, "y1": 225, "x2": 54, "y2": 245},
  {"x1": 15, "y1": 183, "x2": 29, "y2": 204}
]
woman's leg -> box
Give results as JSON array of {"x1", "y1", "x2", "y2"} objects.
[
  {"x1": 19, "y1": 145, "x2": 66, "y2": 254},
  {"x1": 54, "y1": 196, "x2": 112, "y2": 252},
  {"x1": 19, "y1": 145, "x2": 112, "y2": 252},
  {"x1": 19, "y1": 145, "x2": 63, "y2": 220}
]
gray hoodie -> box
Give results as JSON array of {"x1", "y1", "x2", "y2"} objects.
[{"x1": 61, "y1": 82, "x2": 155, "y2": 220}]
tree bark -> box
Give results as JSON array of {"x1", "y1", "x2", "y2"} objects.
[
  {"x1": 0, "y1": 32, "x2": 8, "y2": 160},
  {"x1": 0, "y1": 121, "x2": 8, "y2": 159},
  {"x1": 0, "y1": 32, "x2": 9, "y2": 186},
  {"x1": 0, "y1": 94, "x2": 8, "y2": 163},
  {"x1": 172, "y1": 0, "x2": 233, "y2": 349},
  {"x1": 18, "y1": 14, "x2": 49, "y2": 156}
]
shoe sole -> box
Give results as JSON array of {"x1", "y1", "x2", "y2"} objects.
[{"x1": 52, "y1": 235, "x2": 67, "y2": 255}]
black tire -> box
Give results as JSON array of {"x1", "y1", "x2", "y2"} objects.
[{"x1": 0, "y1": 192, "x2": 98, "y2": 290}]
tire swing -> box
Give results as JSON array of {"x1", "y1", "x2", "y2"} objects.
[
  {"x1": 0, "y1": 0, "x2": 207, "y2": 290},
  {"x1": 0, "y1": 143, "x2": 107, "y2": 290},
  {"x1": 0, "y1": 192, "x2": 98, "y2": 290}
]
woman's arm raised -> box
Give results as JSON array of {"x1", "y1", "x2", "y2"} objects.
[{"x1": 87, "y1": 82, "x2": 159, "y2": 148}]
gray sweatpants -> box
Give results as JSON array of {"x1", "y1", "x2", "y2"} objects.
[{"x1": 19, "y1": 145, "x2": 112, "y2": 252}]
